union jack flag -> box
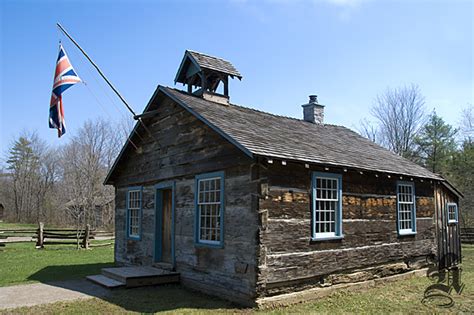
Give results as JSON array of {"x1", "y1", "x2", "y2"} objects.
[{"x1": 49, "y1": 43, "x2": 81, "y2": 137}]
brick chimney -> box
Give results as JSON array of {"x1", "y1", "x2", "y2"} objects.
[{"x1": 302, "y1": 95, "x2": 324, "y2": 124}]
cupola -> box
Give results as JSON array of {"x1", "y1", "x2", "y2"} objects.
[{"x1": 174, "y1": 50, "x2": 242, "y2": 104}]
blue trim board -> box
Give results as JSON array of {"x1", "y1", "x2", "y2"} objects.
[
  {"x1": 174, "y1": 50, "x2": 202, "y2": 83},
  {"x1": 154, "y1": 181, "x2": 176, "y2": 266},
  {"x1": 126, "y1": 186, "x2": 142, "y2": 241},
  {"x1": 104, "y1": 86, "x2": 161, "y2": 185},
  {"x1": 311, "y1": 172, "x2": 343, "y2": 241},
  {"x1": 160, "y1": 87, "x2": 254, "y2": 159},
  {"x1": 105, "y1": 85, "x2": 253, "y2": 185},
  {"x1": 194, "y1": 171, "x2": 225, "y2": 248},
  {"x1": 396, "y1": 181, "x2": 417, "y2": 236}
]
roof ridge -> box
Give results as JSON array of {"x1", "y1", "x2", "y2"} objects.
[
  {"x1": 186, "y1": 50, "x2": 234, "y2": 63},
  {"x1": 164, "y1": 86, "x2": 345, "y2": 127}
]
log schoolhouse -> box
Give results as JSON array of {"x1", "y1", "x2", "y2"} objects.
[{"x1": 105, "y1": 50, "x2": 463, "y2": 306}]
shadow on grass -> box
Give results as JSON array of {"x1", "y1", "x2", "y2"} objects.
[
  {"x1": 27, "y1": 263, "x2": 114, "y2": 283},
  {"x1": 28, "y1": 265, "x2": 243, "y2": 313}
]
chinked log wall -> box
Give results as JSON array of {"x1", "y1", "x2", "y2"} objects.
[
  {"x1": 257, "y1": 163, "x2": 437, "y2": 297},
  {"x1": 112, "y1": 97, "x2": 258, "y2": 305}
]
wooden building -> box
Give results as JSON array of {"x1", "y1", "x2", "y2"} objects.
[{"x1": 105, "y1": 50, "x2": 462, "y2": 306}]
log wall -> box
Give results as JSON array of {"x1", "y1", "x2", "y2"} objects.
[
  {"x1": 112, "y1": 96, "x2": 258, "y2": 305},
  {"x1": 256, "y1": 162, "x2": 437, "y2": 297}
]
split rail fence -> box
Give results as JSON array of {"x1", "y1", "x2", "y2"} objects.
[
  {"x1": 0, "y1": 222, "x2": 114, "y2": 249},
  {"x1": 461, "y1": 228, "x2": 474, "y2": 244}
]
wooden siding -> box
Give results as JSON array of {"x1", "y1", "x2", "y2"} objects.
[
  {"x1": 256, "y1": 162, "x2": 437, "y2": 297},
  {"x1": 112, "y1": 97, "x2": 258, "y2": 305},
  {"x1": 434, "y1": 183, "x2": 461, "y2": 269},
  {"x1": 111, "y1": 96, "x2": 250, "y2": 187}
]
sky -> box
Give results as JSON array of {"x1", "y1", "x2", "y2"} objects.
[{"x1": 1, "y1": 0, "x2": 473, "y2": 158}]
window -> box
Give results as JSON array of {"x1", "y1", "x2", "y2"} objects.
[
  {"x1": 312, "y1": 172, "x2": 343, "y2": 240},
  {"x1": 195, "y1": 172, "x2": 224, "y2": 246},
  {"x1": 397, "y1": 182, "x2": 416, "y2": 235},
  {"x1": 127, "y1": 188, "x2": 141, "y2": 239},
  {"x1": 447, "y1": 203, "x2": 458, "y2": 224}
]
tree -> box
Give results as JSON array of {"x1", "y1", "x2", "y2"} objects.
[
  {"x1": 444, "y1": 140, "x2": 474, "y2": 227},
  {"x1": 6, "y1": 135, "x2": 41, "y2": 222},
  {"x1": 370, "y1": 84, "x2": 426, "y2": 158},
  {"x1": 60, "y1": 118, "x2": 121, "y2": 235},
  {"x1": 357, "y1": 118, "x2": 379, "y2": 143},
  {"x1": 458, "y1": 104, "x2": 473, "y2": 143},
  {"x1": 5, "y1": 133, "x2": 58, "y2": 223},
  {"x1": 413, "y1": 110, "x2": 457, "y2": 173}
]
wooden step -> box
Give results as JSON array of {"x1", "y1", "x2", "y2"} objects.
[
  {"x1": 152, "y1": 262, "x2": 174, "y2": 271},
  {"x1": 101, "y1": 266, "x2": 180, "y2": 288},
  {"x1": 86, "y1": 274, "x2": 125, "y2": 288}
]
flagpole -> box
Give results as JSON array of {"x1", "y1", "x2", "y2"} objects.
[{"x1": 56, "y1": 23, "x2": 137, "y2": 117}]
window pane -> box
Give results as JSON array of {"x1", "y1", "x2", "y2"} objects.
[
  {"x1": 128, "y1": 190, "x2": 141, "y2": 237},
  {"x1": 314, "y1": 176, "x2": 340, "y2": 236},
  {"x1": 197, "y1": 177, "x2": 223, "y2": 243},
  {"x1": 398, "y1": 184, "x2": 415, "y2": 233}
]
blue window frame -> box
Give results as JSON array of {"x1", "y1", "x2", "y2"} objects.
[
  {"x1": 126, "y1": 187, "x2": 142, "y2": 240},
  {"x1": 311, "y1": 172, "x2": 343, "y2": 240},
  {"x1": 447, "y1": 202, "x2": 458, "y2": 224},
  {"x1": 195, "y1": 171, "x2": 225, "y2": 247},
  {"x1": 396, "y1": 181, "x2": 416, "y2": 235}
]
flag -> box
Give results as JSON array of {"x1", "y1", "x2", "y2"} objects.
[{"x1": 49, "y1": 43, "x2": 81, "y2": 137}]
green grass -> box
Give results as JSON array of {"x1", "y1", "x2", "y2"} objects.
[
  {"x1": 0, "y1": 241, "x2": 114, "y2": 287},
  {"x1": 0, "y1": 221, "x2": 38, "y2": 230},
  {"x1": 2, "y1": 245, "x2": 473, "y2": 314}
]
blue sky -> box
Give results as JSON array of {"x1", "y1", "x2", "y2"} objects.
[{"x1": 1, "y1": 0, "x2": 472, "y2": 156}]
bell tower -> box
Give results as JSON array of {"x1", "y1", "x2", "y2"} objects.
[{"x1": 174, "y1": 50, "x2": 242, "y2": 103}]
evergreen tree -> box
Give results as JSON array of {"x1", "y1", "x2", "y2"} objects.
[
  {"x1": 413, "y1": 110, "x2": 457, "y2": 173},
  {"x1": 6, "y1": 136, "x2": 41, "y2": 221},
  {"x1": 444, "y1": 140, "x2": 474, "y2": 226}
]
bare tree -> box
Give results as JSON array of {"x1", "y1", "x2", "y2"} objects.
[
  {"x1": 459, "y1": 104, "x2": 473, "y2": 143},
  {"x1": 371, "y1": 84, "x2": 426, "y2": 158},
  {"x1": 357, "y1": 118, "x2": 379, "y2": 143},
  {"x1": 60, "y1": 118, "x2": 121, "y2": 237}
]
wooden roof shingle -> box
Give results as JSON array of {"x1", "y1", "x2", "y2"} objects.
[
  {"x1": 162, "y1": 87, "x2": 442, "y2": 180},
  {"x1": 186, "y1": 50, "x2": 242, "y2": 79}
]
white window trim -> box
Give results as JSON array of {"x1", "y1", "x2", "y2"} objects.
[
  {"x1": 312, "y1": 172, "x2": 343, "y2": 241},
  {"x1": 127, "y1": 188, "x2": 142, "y2": 239},
  {"x1": 397, "y1": 181, "x2": 417, "y2": 236},
  {"x1": 195, "y1": 172, "x2": 225, "y2": 247}
]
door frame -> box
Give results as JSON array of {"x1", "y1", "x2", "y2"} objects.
[{"x1": 154, "y1": 181, "x2": 176, "y2": 266}]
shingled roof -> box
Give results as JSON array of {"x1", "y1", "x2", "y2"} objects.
[
  {"x1": 160, "y1": 87, "x2": 442, "y2": 180},
  {"x1": 175, "y1": 50, "x2": 242, "y2": 84}
]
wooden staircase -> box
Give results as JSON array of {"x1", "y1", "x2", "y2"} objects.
[{"x1": 86, "y1": 266, "x2": 180, "y2": 289}]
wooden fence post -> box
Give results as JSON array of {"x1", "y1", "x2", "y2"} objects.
[
  {"x1": 82, "y1": 224, "x2": 90, "y2": 249},
  {"x1": 36, "y1": 222, "x2": 44, "y2": 249}
]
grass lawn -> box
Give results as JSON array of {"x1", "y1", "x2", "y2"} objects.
[
  {"x1": 0, "y1": 241, "x2": 114, "y2": 287},
  {"x1": 0, "y1": 221, "x2": 38, "y2": 230},
  {"x1": 2, "y1": 245, "x2": 472, "y2": 314}
]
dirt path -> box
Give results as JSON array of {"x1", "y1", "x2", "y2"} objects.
[{"x1": 0, "y1": 280, "x2": 110, "y2": 310}]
